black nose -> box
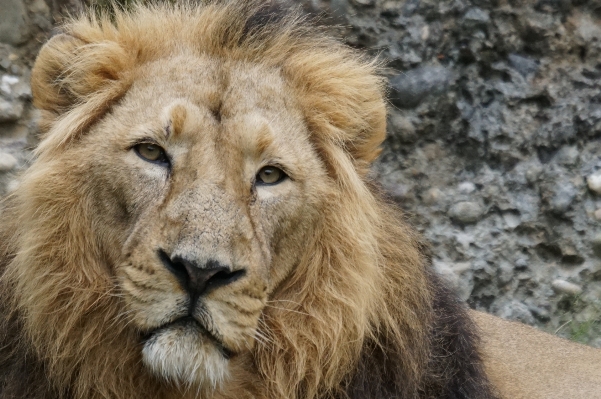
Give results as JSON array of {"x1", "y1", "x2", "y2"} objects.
[{"x1": 158, "y1": 250, "x2": 245, "y2": 299}]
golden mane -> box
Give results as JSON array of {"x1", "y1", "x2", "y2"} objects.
[{"x1": 0, "y1": 2, "x2": 495, "y2": 398}]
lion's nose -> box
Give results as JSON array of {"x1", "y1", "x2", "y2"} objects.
[{"x1": 158, "y1": 250, "x2": 245, "y2": 298}]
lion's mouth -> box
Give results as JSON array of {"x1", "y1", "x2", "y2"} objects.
[{"x1": 142, "y1": 316, "x2": 234, "y2": 359}]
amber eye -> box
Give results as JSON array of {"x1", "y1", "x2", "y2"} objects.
[
  {"x1": 134, "y1": 143, "x2": 169, "y2": 165},
  {"x1": 256, "y1": 166, "x2": 287, "y2": 185}
]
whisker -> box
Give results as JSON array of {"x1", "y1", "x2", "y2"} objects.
[{"x1": 263, "y1": 304, "x2": 312, "y2": 317}]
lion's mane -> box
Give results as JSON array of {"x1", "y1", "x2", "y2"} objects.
[{"x1": 0, "y1": 2, "x2": 496, "y2": 398}]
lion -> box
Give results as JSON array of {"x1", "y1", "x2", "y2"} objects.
[{"x1": 0, "y1": 2, "x2": 598, "y2": 399}]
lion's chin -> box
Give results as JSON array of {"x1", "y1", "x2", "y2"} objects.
[{"x1": 141, "y1": 319, "x2": 230, "y2": 389}]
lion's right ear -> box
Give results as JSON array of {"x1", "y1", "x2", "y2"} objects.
[
  {"x1": 31, "y1": 32, "x2": 133, "y2": 135},
  {"x1": 31, "y1": 34, "x2": 87, "y2": 118}
]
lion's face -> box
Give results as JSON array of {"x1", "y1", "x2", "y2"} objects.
[
  {"x1": 73, "y1": 56, "x2": 326, "y2": 387},
  {"x1": 18, "y1": 5, "x2": 389, "y2": 396}
]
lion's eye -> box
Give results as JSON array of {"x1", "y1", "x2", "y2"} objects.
[
  {"x1": 134, "y1": 143, "x2": 169, "y2": 165},
  {"x1": 256, "y1": 166, "x2": 287, "y2": 185}
]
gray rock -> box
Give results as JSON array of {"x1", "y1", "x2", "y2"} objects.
[
  {"x1": 389, "y1": 66, "x2": 452, "y2": 108},
  {"x1": 0, "y1": 75, "x2": 20, "y2": 96},
  {"x1": 329, "y1": 0, "x2": 351, "y2": 18},
  {"x1": 448, "y1": 201, "x2": 484, "y2": 224},
  {"x1": 551, "y1": 280, "x2": 583, "y2": 296},
  {"x1": 0, "y1": 57, "x2": 10, "y2": 70},
  {"x1": 528, "y1": 306, "x2": 550, "y2": 322},
  {"x1": 498, "y1": 261, "x2": 514, "y2": 285},
  {"x1": 381, "y1": 1, "x2": 401, "y2": 17},
  {"x1": 433, "y1": 260, "x2": 474, "y2": 301},
  {"x1": 0, "y1": 97, "x2": 23, "y2": 122},
  {"x1": 587, "y1": 172, "x2": 601, "y2": 195},
  {"x1": 592, "y1": 234, "x2": 601, "y2": 258},
  {"x1": 462, "y1": 8, "x2": 490, "y2": 29},
  {"x1": 508, "y1": 54, "x2": 539, "y2": 77},
  {"x1": 526, "y1": 164, "x2": 543, "y2": 184},
  {"x1": 576, "y1": 13, "x2": 601, "y2": 42},
  {"x1": 496, "y1": 300, "x2": 536, "y2": 325},
  {"x1": 388, "y1": 113, "x2": 417, "y2": 143},
  {"x1": 458, "y1": 181, "x2": 476, "y2": 194},
  {"x1": 555, "y1": 146, "x2": 579, "y2": 166},
  {"x1": 423, "y1": 187, "x2": 443, "y2": 205},
  {"x1": 0, "y1": 0, "x2": 30, "y2": 45},
  {"x1": 0, "y1": 152, "x2": 17, "y2": 172},
  {"x1": 547, "y1": 180, "x2": 577, "y2": 213},
  {"x1": 502, "y1": 211, "x2": 521, "y2": 229}
]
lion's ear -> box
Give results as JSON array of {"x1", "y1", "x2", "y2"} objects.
[
  {"x1": 31, "y1": 34, "x2": 87, "y2": 117},
  {"x1": 31, "y1": 32, "x2": 133, "y2": 133}
]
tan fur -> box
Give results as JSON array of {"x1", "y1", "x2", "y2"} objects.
[
  {"x1": 1, "y1": 2, "x2": 596, "y2": 399},
  {"x1": 472, "y1": 311, "x2": 601, "y2": 399}
]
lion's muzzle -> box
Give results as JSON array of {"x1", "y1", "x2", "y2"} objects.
[{"x1": 158, "y1": 249, "x2": 246, "y2": 303}]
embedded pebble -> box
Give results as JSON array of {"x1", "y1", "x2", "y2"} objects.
[
  {"x1": 508, "y1": 53, "x2": 539, "y2": 77},
  {"x1": 1, "y1": 75, "x2": 20, "y2": 96},
  {"x1": 503, "y1": 212, "x2": 521, "y2": 229},
  {"x1": 448, "y1": 201, "x2": 484, "y2": 223},
  {"x1": 0, "y1": 97, "x2": 23, "y2": 122},
  {"x1": 525, "y1": 164, "x2": 543, "y2": 183},
  {"x1": 423, "y1": 187, "x2": 442, "y2": 205},
  {"x1": 515, "y1": 258, "x2": 529, "y2": 269},
  {"x1": 551, "y1": 280, "x2": 583, "y2": 296},
  {"x1": 0, "y1": 153, "x2": 18, "y2": 172},
  {"x1": 594, "y1": 209, "x2": 601, "y2": 221},
  {"x1": 458, "y1": 181, "x2": 476, "y2": 194},
  {"x1": 555, "y1": 146, "x2": 579, "y2": 166},
  {"x1": 498, "y1": 261, "x2": 514, "y2": 285},
  {"x1": 587, "y1": 172, "x2": 601, "y2": 194},
  {"x1": 352, "y1": 0, "x2": 375, "y2": 5},
  {"x1": 462, "y1": 8, "x2": 490, "y2": 28},
  {"x1": 549, "y1": 180, "x2": 577, "y2": 213}
]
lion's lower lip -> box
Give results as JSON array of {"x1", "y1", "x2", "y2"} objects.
[
  {"x1": 142, "y1": 316, "x2": 234, "y2": 359},
  {"x1": 144, "y1": 316, "x2": 209, "y2": 338}
]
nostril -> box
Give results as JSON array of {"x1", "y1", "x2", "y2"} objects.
[
  {"x1": 206, "y1": 269, "x2": 246, "y2": 291},
  {"x1": 158, "y1": 249, "x2": 190, "y2": 287}
]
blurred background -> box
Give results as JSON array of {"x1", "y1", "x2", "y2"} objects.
[{"x1": 1, "y1": 0, "x2": 600, "y2": 346}]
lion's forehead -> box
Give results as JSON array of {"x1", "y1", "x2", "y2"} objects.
[
  {"x1": 118, "y1": 55, "x2": 310, "y2": 167},
  {"x1": 130, "y1": 56, "x2": 296, "y2": 124}
]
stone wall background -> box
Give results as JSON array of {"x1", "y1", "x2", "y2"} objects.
[{"x1": 1, "y1": 0, "x2": 600, "y2": 346}]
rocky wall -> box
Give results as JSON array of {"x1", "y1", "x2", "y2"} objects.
[{"x1": 1, "y1": 0, "x2": 600, "y2": 346}]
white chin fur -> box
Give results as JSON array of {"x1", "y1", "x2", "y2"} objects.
[{"x1": 142, "y1": 323, "x2": 229, "y2": 389}]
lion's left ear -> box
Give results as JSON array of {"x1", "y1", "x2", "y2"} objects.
[
  {"x1": 31, "y1": 31, "x2": 134, "y2": 135},
  {"x1": 288, "y1": 51, "x2": 387, "y2": 174}
]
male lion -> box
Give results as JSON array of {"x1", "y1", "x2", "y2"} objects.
[{"x1": 0, "y1": 2, "x2": 599, "y2": 399}]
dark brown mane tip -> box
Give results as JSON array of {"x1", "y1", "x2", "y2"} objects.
[{"x1": 241, "y1": 0, "x2": 292, "y2": 40}]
